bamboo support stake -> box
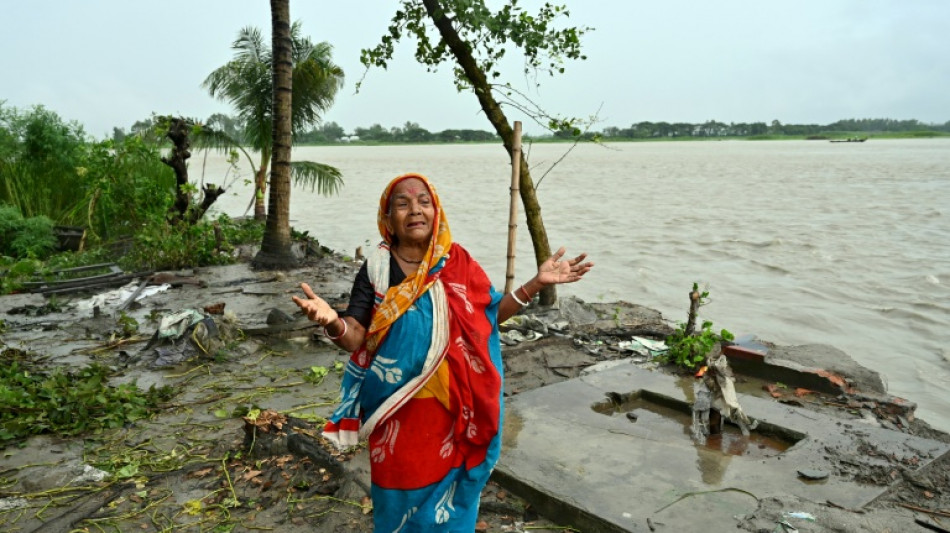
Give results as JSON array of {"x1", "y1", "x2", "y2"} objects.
[{"x1": 505, "y1": 121, "x2": 522, "y2": 293}]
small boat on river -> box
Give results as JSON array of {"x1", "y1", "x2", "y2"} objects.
[{"x1": 830, "y1": 138, "x2": 867, "y2": 143}]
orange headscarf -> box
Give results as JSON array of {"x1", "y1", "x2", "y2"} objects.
[{"x1": 365, "y1": 173, "x2": 453, "y2": 354}]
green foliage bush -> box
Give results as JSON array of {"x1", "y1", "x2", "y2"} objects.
[
  {"x1": 0, "y1": 104, "x2": 89, "y2": 221},
  {"x1": 0, "y1": 204, "x2": 22, "y2": 238},
  {"x1": 0, "y1": 203, "x2": 57, "y2": 259},
  {"x1": 10, "y1": 214, "x2": 57, "y2": 258},
  {"x1": 0, "y1": 355, "x2": 174, "y2": 446},
  {"x1": 79, "y1": 135, "x2": 176, "y2": 244},
  {"x1": 118, "y1": 214, "x2": 263, "y2": 272},
  {"x1": 1, "y1": 104, "x2": 176, "y2": 245}
]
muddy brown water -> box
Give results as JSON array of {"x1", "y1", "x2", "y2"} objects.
[
  {"x1": 591, "y1": 391, "x2": 797, "y2": 461},
  {"x1": 207, "y1": 140, "x2": 950, "y2": 433}
]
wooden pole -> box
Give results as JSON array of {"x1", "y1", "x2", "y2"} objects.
[{"x1": 504, "y1": 121, "x2": 522, "y2": 294}]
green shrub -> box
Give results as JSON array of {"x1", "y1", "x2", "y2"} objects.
[
  {"x1": 0, "y1": 204, "x2": 57, "y2": 259},
  {"x1": 0, "y1": 204, "x2": 23, "y2": 240},
  {"x1": 118, "y1": 214, "x2": 260, "y2": 272},
  {"x1": 8, "y1": 214, "x2": 57, "y2": 259}
]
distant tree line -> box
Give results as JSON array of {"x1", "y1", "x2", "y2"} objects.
[
  {"x1": 112, "y1": 115, "x2": 950, "y2": 146},
  {"x1": 582, "y1": 118, "x2": 950, "y2": 140},
  {"x1": 296, "y1": 121, "x2": 498, "y2": 143}
]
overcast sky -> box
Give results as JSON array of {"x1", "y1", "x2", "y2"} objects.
[{"x1": 2, "y1": 1, "x2": 948, "y2": 139}]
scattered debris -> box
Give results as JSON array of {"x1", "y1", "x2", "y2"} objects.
[
  {"x1": 797, "y1": 469, "x2": 830, "y2": 481},
  {"x1": 692, "y1": 342, "x2": 758, "y2": 444},
  {"x1": 74, "y1": 280, "x2": 171, "y2": 312},
  {"x1": 784, "y1": 511, "x2": 816, "y2": 521},
  {"x1": 138, "y1": 309, "x2": 226, "y2": 367}
]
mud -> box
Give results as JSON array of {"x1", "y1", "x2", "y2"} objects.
[{"x1": 1, "y1": 250, "x2": 948, "y2": 533}]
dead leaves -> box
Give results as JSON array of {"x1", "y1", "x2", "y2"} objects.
[{"x1": 242, "y1": 408, "x2": 287, "y2": 433}]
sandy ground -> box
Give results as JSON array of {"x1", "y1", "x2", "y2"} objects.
[{"x1": 1, "y1": 250, "x2": 949, "y2": 532}]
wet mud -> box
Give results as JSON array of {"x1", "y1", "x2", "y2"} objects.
[{"x1": 1, "y1": 251, "x2": 948, "y2": 532}]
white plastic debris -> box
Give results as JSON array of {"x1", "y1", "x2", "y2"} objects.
[
  {"x1": 71, "y1": 464, "x2": 110, "y2": 484},
  {"x1": 74, "y1": 281, "x2": 170, "y2": 311},
  {"x1": 632, "y1": 336, "x2": 668, "y2": 353},
  {"x1": 0, "y1": 497, "x2": 29, "y2": 511},
  {"x1": 784, "y1": 511, "x2": 816, "y2": 522}
]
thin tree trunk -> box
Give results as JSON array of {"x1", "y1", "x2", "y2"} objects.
[
  {"x1": 505, "y1": 121, "x2": 522, "y2": 294},
  {"x1": 685, "y1": 286, "x2": 702, "y2": 337},
  {"x1": 422, "y1": 0, "x2": 557, "y2": 305},
  {"x1": 161, "y1": 117, "x2": 192, "y2": 221},
  {"x1": 254, "y1": 0, "x2": 296, "y2": 268},
  {"x1": 253, "y1": 169, "x2": 266, "y2": 220}
]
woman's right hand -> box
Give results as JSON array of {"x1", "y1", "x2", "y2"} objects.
[{"x1": 292, "y1": 283, "x2": 338, "y2": 326}]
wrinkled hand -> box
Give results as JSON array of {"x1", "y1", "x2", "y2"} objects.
[
  {"x1": 291, "y1": 283, "x2": 337, "y2": 326},
  {"x1": 537, "y1": 247, "x2": 594, "y2": 286}
]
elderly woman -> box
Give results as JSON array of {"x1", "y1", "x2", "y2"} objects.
[{"x1": 292, "y1": 172, "x2": 592, "y2": 532}]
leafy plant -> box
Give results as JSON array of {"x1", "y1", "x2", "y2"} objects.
[
  {"x1": 0, "y1": 356, "x2": 174, "y2": 446},
  {"x1": 118, "y1": 216, "x2": 236, "y2": 272},
  {"x1": 303, "y1": 365, "x2": 330, "y2": 384},
  {"x1": 664, "y1": 319, "x2": 734, "y2": 370},
  {"x1": 0, "y1": 204, "x2": 57, "y2": 259},
  {"x1": 662, "y1": 283, "x2": 734, "y2": 369},
  {"x1": 116, "y1": 312, "x2": 139, "y2": 337},
  {"x1": 0, "y1": 257, "x2": 41, "y2": 294}
]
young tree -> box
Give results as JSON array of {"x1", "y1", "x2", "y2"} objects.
[
  {"x1": 203, "y1": 22, "x2": 345, "y2": 220},
  {"x1": 361, "y1": 0, "x2": 590, "y2": 304},
  {"x1": 256, "y1": 0, "x2": 296, "y2": 266}
]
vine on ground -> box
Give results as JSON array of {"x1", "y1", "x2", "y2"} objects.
[{"x1": 0, "y1": 351, "x2": 174, "y2": 446}]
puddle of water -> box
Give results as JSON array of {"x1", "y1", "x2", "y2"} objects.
[{"x1": 592, "y1": 391, "x2": 800, "y2": 460}]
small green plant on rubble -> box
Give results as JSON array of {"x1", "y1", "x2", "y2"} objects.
[
  {"x1": 116, "y1": 311, "x2": 139, "y2": 337},
  {"x1": 662, "y1": 283, "x2": 734, "y2": 370}
]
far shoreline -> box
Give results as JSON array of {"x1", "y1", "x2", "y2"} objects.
[{"x1": 291, "y1": 131, "x2": 950, "y2": 148}]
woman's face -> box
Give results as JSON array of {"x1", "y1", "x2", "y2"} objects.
[{"x1": 386, "y1": 177, "x2": 435, "y2": 247}]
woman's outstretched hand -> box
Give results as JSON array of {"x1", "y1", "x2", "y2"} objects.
[
  {"x1": 537, "y1": 246, "x2": 594, "y2": 286},
  {"x1": 291, "y1": 283, "x2": 338, "y2": 326}
]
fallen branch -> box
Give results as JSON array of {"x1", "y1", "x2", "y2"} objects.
[
  {"x1": 654, "y1": 487, "x2": 759, "y2": 514},
  {"x1": 77, "y1": 335, "x2": 149, "y2": 355},
  {"x1": 899, "y1": 503, "x2": 950, "y2": 519}
]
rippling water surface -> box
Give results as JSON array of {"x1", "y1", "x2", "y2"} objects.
[{"x1": 208, "y1": 139, "x2": 950, "y2": 432}]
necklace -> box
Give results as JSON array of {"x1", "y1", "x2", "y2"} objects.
[{"x1": 393, "y1": 248, "x2": 423, "y2": 264}]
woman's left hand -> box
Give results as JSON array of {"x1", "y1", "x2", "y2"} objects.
[{"x1": 537, "y1": 246, "x2": 594, "y2": 286}]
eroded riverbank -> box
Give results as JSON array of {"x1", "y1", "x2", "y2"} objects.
[{"x1": 1, "y1": 250, "x2": 948, "y2": 532}]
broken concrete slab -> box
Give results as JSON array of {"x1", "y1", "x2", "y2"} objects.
[{"x1": 494, "y1": 364, "x2": 950, "y2": 533}]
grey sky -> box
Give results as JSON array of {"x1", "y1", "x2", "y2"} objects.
[{"x1": 2, "y1": 1, "x2": 948, "y2": 139}]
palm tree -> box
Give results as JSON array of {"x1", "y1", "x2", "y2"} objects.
[
  {"x1": 203, "y1": 22, "x2": 345, "y2": 220},
  {"x1": 257, "y1": 0, "x2": 295, "y2": 266}
]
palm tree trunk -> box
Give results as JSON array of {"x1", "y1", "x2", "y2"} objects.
[
  {"x1": 422, "y1": 0, "x2": 556, "y2": 304},
  {"x1": 254, "y1": 0, "x2": 296, "y2": 268},
  {"x1": 253, "y1": 167, "x2": 267, "y2": 220}
]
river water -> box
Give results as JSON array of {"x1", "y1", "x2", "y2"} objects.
[{"x1": 207, "y1": 139, "x2": 950, "y2": 432}]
